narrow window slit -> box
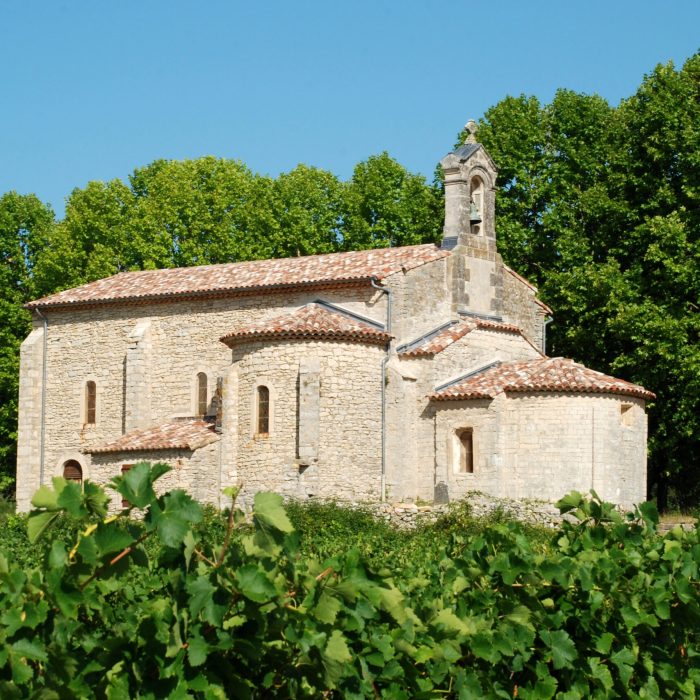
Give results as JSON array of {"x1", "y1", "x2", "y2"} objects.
[
  {"x1": 85, "y1": 381, "x2": 96, "y2": 425},
  {"x1": 257, "y1": 385, "x2": 270, "y2": 435},
  {"x1": 197, "y1": 373, "x2": 208, "y2": 417}
]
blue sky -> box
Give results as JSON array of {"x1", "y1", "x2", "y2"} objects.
[{"x1": 1, "y1": 1, "x2": 698, "y2": 218}]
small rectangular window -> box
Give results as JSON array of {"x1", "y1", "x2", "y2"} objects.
[
  {"x1": 121, "y1": 464, "x2": 133, "y2": 508},
  {"x1": 620, "y1": 403, "x2": 634, "y2": 427},
  {"x1": 458, "y1": 429, "x2": 474, "y2": 474}
]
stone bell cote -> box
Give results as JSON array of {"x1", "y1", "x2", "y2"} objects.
[
  {"x1": 440, "y1": 120, "x2": 498, "y2": 254},
  {"x1": 440, "y1": 121, "x2": 502, "y2": 317}
]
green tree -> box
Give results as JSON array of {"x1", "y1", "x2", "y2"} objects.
[
  {"x1": 33, "y1": 180, "x2": 135, "y2": 296},
  {"x1": 268, "y1": 164, "x2": 345, "y2": 257},
  {"x1": 128, "y1": 157, "x2": 276, "y2": 267},
  {"x1": 343, "y1": 152, "x2": 442, "y2": 250}
]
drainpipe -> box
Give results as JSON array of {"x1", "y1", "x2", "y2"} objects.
[
  {"x1": 35, "y1": 308, "x2": 48, "y2": 488},
  {"x1": 370, "y1": 277, "x2": 391, "y2": 502},
  {"x1": 591, "y1": 406, "x2": 596, "y2": 492},
  {"x1": 543, "y1": 315, "x2": 553, "y2": 354}
]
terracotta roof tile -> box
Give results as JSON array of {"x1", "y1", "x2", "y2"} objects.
[
  {"x1": 400, "y1": 317, "x2": 531, "y2": 357},
  {"x1": 220, "y1": 303, "x2": 391, "y2": 347},
  {"x1": 430, "y1": 358, "x2": 655, "y2": 401},
  {"x1": 27, "y1": 244, "x2": 449, "y2": 309},
  {"x1": 87, "y1": 420, "x2": 219, "y2": 454}
]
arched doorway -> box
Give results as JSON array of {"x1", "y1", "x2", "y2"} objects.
[{"x1": 62, "y1": 460, "x2": 83, "y2": 485}]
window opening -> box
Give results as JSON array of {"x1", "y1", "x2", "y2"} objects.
[
  {"x1": 470, "y1": 177, "x2": 483, "y2": 235},
  {"x1": 257, "y1": 385, "x2": 270, "y2": 435},
  {"x1": 63, "y1": 460, "x2": 83, "y2": 485},
  {"x1": 620, "y1": 403, "x2": 634, "y2": 427},
  {"x1": 197, "y1": 373, "x2": 208, "y2": 417},
  {"x1": 85, "y1": 381, "x2": 96, "y2": 425},
  {"x1": 121, "y1": 464, "x2": 133, "y2": 508},
  {"x1": 458, "y1": 429, "x2": 474, "y2": 473}
]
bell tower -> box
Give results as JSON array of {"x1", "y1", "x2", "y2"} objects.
[{"x1": 440, "y1": 121, "x2": 502, "y2": 317}]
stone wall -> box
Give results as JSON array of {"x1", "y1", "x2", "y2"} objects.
[
  {"x1": 383, "y1": 327, "x2": 542, "y2": 506},
  {"x1": 386, "y1": 257, "x2": 451, "y2": 344},
  {"x1": 432, "y1": 327, "x2": 542, "y2": 382},
  {"x1": 500, "y1": 265, "x2": 547, "y2": 352},
  {"x1": 342, "y1": 491, "x2": 569, "y2": 530},
  {"x1": 435, "y1": 392, "x2": 648, "y2": 509},
  {"x1": 231, "y1": 339, "x2": 384, "y2": 509},
  {"x1": 19, "y1": 283, "x2": 387, "y2": 511},
  {"x1": 16, "y1": 326, "x2": 45, "y2": 511}
]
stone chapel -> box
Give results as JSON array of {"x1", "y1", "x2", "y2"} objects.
[{"x1": 15, "y1": 131, "x2": 654, "y2": 512}]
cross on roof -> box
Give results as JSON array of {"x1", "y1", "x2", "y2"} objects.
[{"x1": 464, "y1": 119, "x2": 478, "y2": 144}]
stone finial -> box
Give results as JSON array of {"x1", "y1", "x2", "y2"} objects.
[{"x1": 464, "y1": 119, "x2": 478, "y2": 144}]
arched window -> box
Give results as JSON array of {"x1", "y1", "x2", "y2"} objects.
[
  {"x1": 197, "y1": 373, "x2": 208, "y2": 417},
  {"x1": 257, "y1": 385, "x2": 270, "y2": 435},
  {"x1": 85, "y1": 381, "x2": 96, "y2": 425},
  {"x1": 457, "y1": 428, "x2": 474, "y2": 474},
  {"x1": 63, "y1": 460, "x2": 83, "y2": 485}
]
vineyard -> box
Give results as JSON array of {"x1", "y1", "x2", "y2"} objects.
[{"x1": 0, "y1": 462, "x2": 699, "y2": 698}]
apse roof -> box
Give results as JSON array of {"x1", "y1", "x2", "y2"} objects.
[
  {"x1": 430, "y1": 357, "x2": 655, "y2": 402},
  {"x1": 220, "y1": 302, "x2": 391, "y2": 347}
]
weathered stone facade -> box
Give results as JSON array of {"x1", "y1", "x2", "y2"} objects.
[{"x1": 16, "y1": 138, "x2": 653, "y2": 512}]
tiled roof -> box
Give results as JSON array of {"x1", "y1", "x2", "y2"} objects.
[
  {"x1": 220, "y1": 303, "x2": 391, "y2": 347},
  {"x1": 87, "y1": 420, "x2": 219, "y2": 454},
  {"x1": 26, "y1": 244, "x2": 449, "y2": 309},
  {"x1": 430, "y1": 358, "x2": 655, "y2": 401},
  {"x1": 400, "y1": 317, "x2": 533, "y2": 358}
]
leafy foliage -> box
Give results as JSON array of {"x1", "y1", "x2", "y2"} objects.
[{"x1": 1, "y1": 464, "x2": 699, "y2": 697}]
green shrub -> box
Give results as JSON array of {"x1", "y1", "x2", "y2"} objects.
[{"x1": 0, "y1": 467, "x2": 698, "y2": 698}]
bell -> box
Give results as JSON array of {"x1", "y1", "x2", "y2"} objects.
[{"x1": 469, "y1": 201, "x2": 482, "y2": 224}]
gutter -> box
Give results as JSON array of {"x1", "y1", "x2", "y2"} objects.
[
  {"x1": 35, "y1": 308, "x2": 48, "y2": 488},
  {"x1": 370, "y1": 277, "x2": 391, "y2": 502}
]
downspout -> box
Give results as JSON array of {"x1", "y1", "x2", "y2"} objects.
[
  {"x1": 542, "y1": 315, "x2": 553, "y2": 355},
  {"x1": 35, "y1": 308, "x2": 48, "y2": 488},
  {"x1": 370, "y1": 277, "x2": 391, "y2": 502},
  {"x1": 591, "y1": 406, "x2": 596, "y2": 491}
]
